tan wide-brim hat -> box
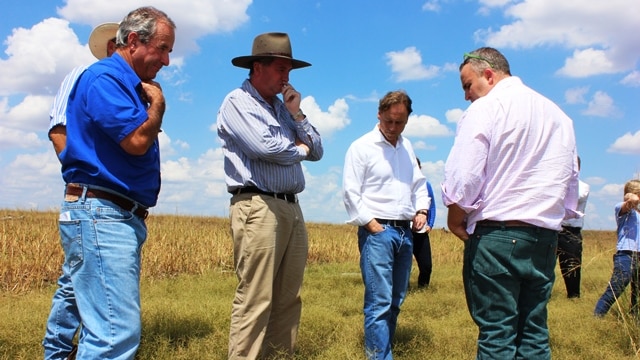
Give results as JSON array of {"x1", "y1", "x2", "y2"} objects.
[
  {"x1": 88, "y1": 22, "x2": 119, "y2": 60},
  {"x1": 232, "y1": 32, "x2": 311, "y2": 69}
]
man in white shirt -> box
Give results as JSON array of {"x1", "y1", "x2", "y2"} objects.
[
  {"x1": 343, "y1": 90, "x2": 431, "y2": 360},
  {"x1": 441, "y1": 47, "x2": 579, "y2": 360},
  {"x1": 557, "y1": 156, "x2": 590, "y2": 298}
]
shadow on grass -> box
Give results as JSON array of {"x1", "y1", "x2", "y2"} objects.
[
  {"x1": 393, "y1": 323, "x2": 434, "y2": 356},
  {"x1": 142, "y1": 313, "x2": 214, "y2": 348}
]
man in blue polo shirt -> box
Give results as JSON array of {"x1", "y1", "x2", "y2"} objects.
[{"x1": 43, "y1": 6, "x2": 175, "y2": 360}]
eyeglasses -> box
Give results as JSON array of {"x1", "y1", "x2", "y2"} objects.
[{"x1": 463, "y1": 52, "x2": 493, "y2": 68}]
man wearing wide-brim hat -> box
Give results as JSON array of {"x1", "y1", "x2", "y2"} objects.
[
  {"x1": 48, "y1": 22, "x2": 119, "y2": 158},
  {"x1": 217, "y1": 32, "x2": 323, "y2": 359}
]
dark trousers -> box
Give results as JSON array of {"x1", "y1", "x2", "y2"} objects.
[
  {"x1": 556, "y1": 226, "x2": 583, "y2": 298},
  {"x1": 412, "y1": 231, "x2": 432, "y2": 287}
]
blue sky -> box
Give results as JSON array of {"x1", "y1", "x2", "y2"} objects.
[{"x1": 1, "y1": 0, "x2": 638, "y2": 230}]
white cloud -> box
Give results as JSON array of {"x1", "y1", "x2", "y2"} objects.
[
  {"x1": 621, "y1": 71, "x2": 640, "y2": 87},
  {"x1": 0, "y1": 18, "x2": 94, "y2": 96},
  {"x1": 1, "y1": 95, "x2": 53, "y2": 132},
  {"x1": 596, "y1": 183, "x2": 624, "y2": 199},
  {"x1": 564, "y1": 86, "x2": 589, "y2": 105},
  {"x1": 422, "y1": 1, "x2": 441, "y2": 12},
  {"x1": 582, "y1": 91, "x2": 620, "y2": 117},
  {"x1": 557, "y1": 48, "x2": 617, "y2": 77},
  {"x1": 385, "y1": 47, "x2": 441, "y2": 82},
  {"x1": 302, "y1": 96, "x2": 350, "y2": 138},
  {"x1": 608, "y1": 130, "x2": 640, "y2": 154},
  {"x1": 584, "y1": 176, "x2": 606, "y2": 186},
  {"x1": 475, "y1": 0, "x2": 640, "y2": 77},
  {"x1": 445, "y1": 108, "x2": 464, "y2": 123},
  {"x1": 412, "y1": 140, "x2": 437, "y2": 151},
  {"x1": 405, "y1": 114, "x2": 453, "y2": 137},
  {"x1": 0, "y1": 151, "x2": 64, "y2": 211},
  {"x1": 0, "y1": 127, "x2": 44, "y2": 150}
]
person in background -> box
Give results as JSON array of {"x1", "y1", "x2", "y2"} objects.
[
  {"x1": 557, "y1": 156, "x2": 590, "y2": 298},
  {"x1": 48, "y1": 22, "x2": 119, "y2": 158},
  {"x1": 343, "y1": 90, "x2": 430, "y2": 360},
  {"x1": 594, "y1": 179, "x2": 640, "y2": 317},
  {"x1": 441, "y1": 47, "x2": 579, "y2": 359},
  {"x1": 43, "y1": 21, "x2": 118, "y2": 360},
  {"x1": 412, "y1": 158, "x2": 436, "y2": 289},
  {"x1": 217, "y1": 32, "x2": 323, "y2": 359},
  {"x1": 43, "y1": 7, "x2": 175, "y2": 359}
]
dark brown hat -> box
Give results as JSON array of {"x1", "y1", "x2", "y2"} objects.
[{"x1": 231, "y1": 32, "x2": 311, "y2": 69}]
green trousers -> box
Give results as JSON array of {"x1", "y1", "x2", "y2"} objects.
[{"x1": 463, "y1": 224, "x2": 558, "y2": 360}]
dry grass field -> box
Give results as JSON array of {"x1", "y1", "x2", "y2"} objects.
[{"x1": 1, "y1": 209, "x2": 639, "y2": 359}]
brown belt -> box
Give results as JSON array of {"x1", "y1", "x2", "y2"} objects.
[
  {"x1": 476, "y1": 220, "x2": 535, "y2": 228},
  {"x1": 65, "y1": 184, "x2": 148, "y2": 219}
]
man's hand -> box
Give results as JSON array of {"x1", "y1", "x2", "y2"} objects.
[
  {"x1": 412, "y1": 213, "x2": 427, "y2": 232},
  {"x1": 281, "y1": 83, "x2": 302, "y2": 117},
  {"x1": 141, "y1": 80, "x2": 164, "y2": 107},
  {"x1": 365, "y1": 219, "x2": 384, "y2": 234},
  {"x1": 295, "y1": 138, "x2": 309, "y2": 156},
  {"x1": 447, "y1": 204, "x2": 469, "y2": 241}
]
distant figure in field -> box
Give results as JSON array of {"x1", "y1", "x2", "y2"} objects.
[
  {"x1": 556, "y1": 156, "x2": 590, "y2": 298},
  {"x1": 594, "y1": 179, "x2": 640, "y2": 317},
  {"x1": 343, "y1": 90, "x2": 430, "y2": 360},
  {"x1": 441, "y1": 47, "x2": 579, "y2": 359},
  {"x1": 412, "y1": 158, "x2": 436, "y2": 288}
]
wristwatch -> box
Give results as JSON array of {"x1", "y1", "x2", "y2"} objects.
[{"x1": 293, "y1": 109, "x2": 305, "y2": 121}]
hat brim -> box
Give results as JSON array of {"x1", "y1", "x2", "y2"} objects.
[
  {"x1": 88, "y1": 23, "x2": 119, "y2": 60},
  {"x1": 231, "y1": 55, "x2": 311, "y2": 69}
]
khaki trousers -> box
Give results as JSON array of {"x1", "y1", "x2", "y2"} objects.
[{"x1": 228, "y1": 193, "x2": 308, "y2": 359}]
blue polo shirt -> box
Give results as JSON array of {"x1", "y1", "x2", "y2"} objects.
[{"x1": 61, "y1": 53, "x2": 161, "y2": 207}]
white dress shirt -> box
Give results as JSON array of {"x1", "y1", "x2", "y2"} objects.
[
  {"x1": 441, "y1": 76, "x2": 579, "y2": 233},
  {"x1": 343, "y1": 125, "x2": 431, "y2": 226},
  {"x1": 562, "y1": 180, "x2": 590, "y2": 228}
]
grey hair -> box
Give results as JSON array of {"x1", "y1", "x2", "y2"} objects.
[
  {"x1": 116, "y1": 6, "x2": 175, "y2": 47},
  {"x1": 460, "y1": 47, "x2": 511, "y2": 76}
]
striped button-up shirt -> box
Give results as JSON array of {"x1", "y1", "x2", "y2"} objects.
[
  {"x1": 49, "y1": 66, "x2": 87, "y2": 131},
  {"x1": 217, "y1": 79, "x2": 323, "y2": 194}
]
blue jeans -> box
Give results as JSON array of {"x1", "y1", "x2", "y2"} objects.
[
  {"x1": 464, "y1": 225, "x2": 557, "y2": 360},
  {"x1": 358, "y1": 224, "x2": 413, "y2": 360},
  {"x1": 43, "y1": 192, "x2": 147, "y2": 360},
  {"x1": 43, "y1": 257, "x2": 81, "y2": 358},
  {"x1": 594, "y1": 251, "x2": 640, "y2": 316}
]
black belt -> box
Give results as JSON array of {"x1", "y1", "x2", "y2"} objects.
[
  {"x1": 562, "y1": 225, "x2": 582, "y2": 232},
  {"x1": 65, "y1": 184, "x2": 149, "y2": 219},
  {"x1": 477, "y1": 220, "x2": 535, "y2": 228},
  {"x1": 232, "y1": 186, "x2": 298, "y2": 204},
  {"x1": 376, "y1": 219, "x2": 410, "y2": 228},
  {"x1": 619, "y1": 251, "x2": 640, "y2": 256}
]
